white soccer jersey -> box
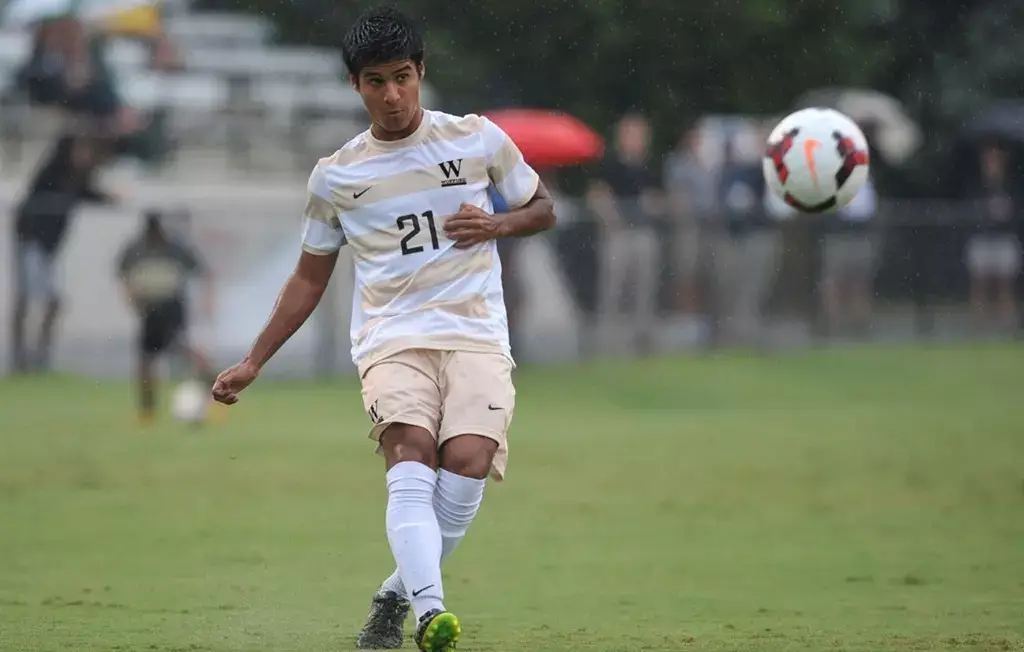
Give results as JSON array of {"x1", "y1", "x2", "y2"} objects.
[{"x1": 300, "y1": 110, "x2": 540, "y2": 374}]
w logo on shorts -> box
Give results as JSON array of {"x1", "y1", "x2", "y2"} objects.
[{"x1": 368, "y1": 399, "x2": 384, "y2": 424}]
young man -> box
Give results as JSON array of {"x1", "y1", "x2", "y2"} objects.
[
  {"x1": 117, "y1": 210, "x2": 214, "y2": 423},
  {"x1": 210, "y1": 6, "x2": 555, "y2": 652}
]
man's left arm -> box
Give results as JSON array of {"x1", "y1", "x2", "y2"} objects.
[
  {"x1": 443, "y1": 118, "x2": 556, "y2": 248},
  {"x1": 495, "y1": 181, "x2": 556, "y2": 238}
]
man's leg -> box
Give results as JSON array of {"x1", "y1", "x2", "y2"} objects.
[
  {"x1": 138, "y1": 351, "x2": 157, "y2": 423},
  {"x1": 632, "y1": 227, "x2": 662, "y2": 351},
  {"x1": 377, "y1": 441, "x2": 488, "y2": 596},
  {"x1": 380, "y1": 425, "x2": 460, "y2": 652},
  {"x1": 33, "y1": 248, "x2": 61, "y2": 373},
  {"x1": 11, "y1": 241, "x2": 38, "y2": 373},
  {"x1": 358, "y1": 353, "x2": 457, "y2": 651},
  {"x1": 10, "y1": 292, "x2": 29, "y2": 374},
  {"x1": 379, "y1": 425, "x2": 445, "y2": 617},
  {"x1": 966, "y1": 238, "x2": 991, "y2": 333},
  {"x1": 135, "y1": 310, "x2": 166, "y2": 424},
  {"x1": 36, "y1": 295, "x2": 61, "y2": 372},
  {"x1": 994, "y1": 238, "x2": 1021, "y2": 332},
  {"x1": 597, "y1": 230, "x2": 629, "y2": 350},
  {"x1": 413, "y1": 351, "x2": 511, "y2": 652}
]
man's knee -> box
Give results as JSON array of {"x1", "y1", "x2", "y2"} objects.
[
  {"x1": 440, "y1": 434, "x2": 498, "y2": 479},
  {"x1": 380, "y1": 423, "x2": 438, "y2": 470}
]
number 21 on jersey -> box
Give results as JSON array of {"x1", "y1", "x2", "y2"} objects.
[{"x1": 397, "y1": 210, "x2": 440, "y2": 256}]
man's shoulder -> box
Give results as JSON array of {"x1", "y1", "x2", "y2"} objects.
[
  {"x1": 426, "y1": 110, "x2": 488, "y2": 139},
  {"x1": 316, "y1": 133, "x2": 373, "y2": 171}
]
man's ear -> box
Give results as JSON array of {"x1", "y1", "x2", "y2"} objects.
[
  {"x1": 417, "y1": 61, "x2": 426, "y2": 79},
  {"x1": 349, "y1": 73, "x2": 359, "y2": 90}
]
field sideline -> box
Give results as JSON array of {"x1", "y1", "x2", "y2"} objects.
[{"x1": 1, "y1": 344, "x2": 1023, "y2": 651}]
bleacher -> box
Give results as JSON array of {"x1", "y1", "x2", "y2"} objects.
[{"x1": 0, "y1": 9, "x2": 438, "y2": 177}]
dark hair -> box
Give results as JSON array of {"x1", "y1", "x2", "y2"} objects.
[{"x1": 341, "y1": 5, "x2": 423, "y2": 77}]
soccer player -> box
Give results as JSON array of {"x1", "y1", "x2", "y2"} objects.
[
  {"x1": 117, "y1": 210, "x2": 214, "y2": 423},
  {"x1": 210, "y1": 6, "x2": 555, "y2": 651}
]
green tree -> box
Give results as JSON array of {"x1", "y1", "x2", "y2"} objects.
[{"x1": 195, "y1": 0, "x2": 1024, "y2": 194}]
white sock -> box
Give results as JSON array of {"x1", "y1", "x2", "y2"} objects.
[
  {"x1": 434, "y1": 469, "x2": 486, "y2": 559},
  {"x1": 379, "y1": 469, "x2": 486, "y2": 599},
  {"x1": 385, "y1": 462, "x2": 444, "y2": 620}
]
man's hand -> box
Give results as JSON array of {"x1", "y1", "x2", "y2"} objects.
[
  {"x1": 211, "y1": 359, "x2": 261, "y2": 405},
  {"x1": 443, "y1": 203, "x2": 505, "y2": 248}
]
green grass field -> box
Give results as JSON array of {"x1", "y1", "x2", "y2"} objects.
[{"x1": 2, "y1": 345, "x2": 1023, "y2": 651}]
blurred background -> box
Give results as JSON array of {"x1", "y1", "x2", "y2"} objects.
[
  {"x1": 2, "y1": 3, "x2": 1023, "y2": 651},
  {"x1": 3, "y1": 0, "x2": 1024, "y2": 379}
]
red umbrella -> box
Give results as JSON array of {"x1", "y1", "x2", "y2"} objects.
[{"x1": 483, "y1": 108, "x2": 605, "y2": 168}]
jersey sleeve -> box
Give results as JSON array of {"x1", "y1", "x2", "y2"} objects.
[
  {"x1": 481, "y1": 117, "x2": 540, "y2": 210},
  {"x1": 300, "y1": 160, "x2": 346, "y2": 255}
]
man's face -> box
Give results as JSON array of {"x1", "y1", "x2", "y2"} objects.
[
  {"x1": 617, "y1": 115, "x2": 650, "y2": 161},
  {"x1": 982, "y1": 145, "x2": 1007, "y2": 181},
  {"x1": 352, "y1": 59, "x2": 423, "y2": 134}
]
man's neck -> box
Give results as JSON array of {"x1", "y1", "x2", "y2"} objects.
[{"x1": 372, "y1": 107, "x2": 424, "y2": 142}]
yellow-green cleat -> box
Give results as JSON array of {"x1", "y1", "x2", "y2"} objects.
[{"x1": 414, "y1": 609, "x2": 461, "y2": 651}]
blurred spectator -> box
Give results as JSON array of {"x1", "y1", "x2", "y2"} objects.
[
  {"x1": 663, "y1": 125, "x2": 717, "y2": 316},
  {"x1": 586, "y1": 112, "x2": 664, "y2": 351},
  {"x1": 820, "y1": 170, "x2": 879, "y2": 338},
  {"x1": 10, "y1": 129, "x2": 120, "y2": 374},
  {"x1": 132, "y1": 31, "x2": 186, "y2": 166},
  {"x1": 15, "y1": 16, "x2": 147, "y2": 151},
  {"x1": 965, "y1": 142, "x2": 1020, "y2": 333},
  {"x1": 713, "y1": 136, "x2": 781, "y2": 347}
]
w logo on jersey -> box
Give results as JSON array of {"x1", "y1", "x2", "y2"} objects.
[{"x1": 438, "y1": 159, "x2": 467, "y2": 187}]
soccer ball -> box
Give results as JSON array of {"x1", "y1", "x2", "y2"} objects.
[
  {"x1": 762, "y1": 107, "x2": 870, "y2": 213},
  {"x1": 170, "y1": 380, "x2": 209, "y2": 425}
]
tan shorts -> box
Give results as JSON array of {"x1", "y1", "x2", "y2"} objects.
[{"x1": 360, "y1": 349, "x2": 515, "y2": 480}]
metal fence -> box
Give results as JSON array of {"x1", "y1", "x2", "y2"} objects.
[{"x1": 2, "y1": 179, "x2": 1021, "y2": 380}]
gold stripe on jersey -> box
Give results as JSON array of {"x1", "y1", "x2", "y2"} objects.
[
  {"x1": 360, "y1": 248, "x2": 493, "y2": 310},
  {"x1": 335, "y1": 156, "x2": 488, "y2": 216},
  {"x1": 487, "y1": 139, "x2": 522, "y2": 187},
  {"x1": 355, "y1": 293, "x2": 490, "y2": 342},
  {"x1": 302, "y1": 242, "x2": 337, "y2": 255},
  {"x1": 419, "y1": 293, "x2": 491, "y2": 319},
  {"x1": 303, "y1": 162, "x2": 339, "y2": 227}
]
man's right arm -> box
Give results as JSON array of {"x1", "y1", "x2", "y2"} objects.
[{"x1": 241, "y1": 159, "x2": 345, "y2": 371}]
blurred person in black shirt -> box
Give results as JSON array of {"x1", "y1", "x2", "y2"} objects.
[
  {"x1": 586, "y1": 112, "x2": 664, "y2": 352},
  {"x1": 10, "y1": 131, "x2": 119, "y2": 374},
  {"x1": 663, "y1": 125, "x2": 717, "y2": 316},
  {"x1": 712, "y1": 134, "x2": 783, "y2": 347},
  {"x1": 964, "y1": 143, "x2": 1020, "y2": 333},
  {"x1": 117, "y1": 211, "x2": 215, "y2": 424}
]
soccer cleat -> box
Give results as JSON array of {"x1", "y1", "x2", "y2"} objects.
[
  {"x1": 355, "y1": 589, "x2": 410, "y2": 649},
  {"x1": 414, "y1": 609, "x2": 461, "y2": 651}
]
